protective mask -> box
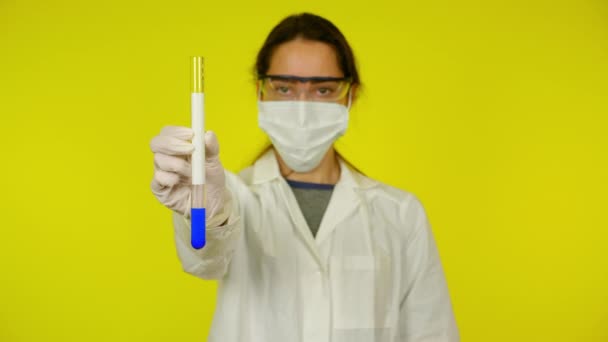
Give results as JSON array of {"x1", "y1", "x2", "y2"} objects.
[{"x1": 258, "y1": 93, "x2": 351, "y2": 173}]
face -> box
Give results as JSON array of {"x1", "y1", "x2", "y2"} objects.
[{"x1": 259, "y1": 38, "x2": 356, "y2": 106}]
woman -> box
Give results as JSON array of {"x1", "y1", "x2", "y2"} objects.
[{"x1": 150, "y1": 13, "x2": 459, "y2": 342}]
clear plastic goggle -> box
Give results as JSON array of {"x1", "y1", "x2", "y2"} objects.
[{"x1": 258, "y1": 74, "x2": 352, "y2": 102}]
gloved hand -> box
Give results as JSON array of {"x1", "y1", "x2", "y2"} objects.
[{"x1": 150, "y1": 126, "x2": 229, "y2": 226}]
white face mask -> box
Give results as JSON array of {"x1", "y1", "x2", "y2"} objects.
[{"x1": 258, "y1": 93, "x2": 351, "y2": 173}]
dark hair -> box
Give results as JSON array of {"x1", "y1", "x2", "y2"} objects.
[{"x1": 254, "y1": 13, "x2": 360, "y2": 86}]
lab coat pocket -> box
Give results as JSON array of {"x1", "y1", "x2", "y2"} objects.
[{"x1": 330, "y1": 254, "x2": 394, "y2": 330}]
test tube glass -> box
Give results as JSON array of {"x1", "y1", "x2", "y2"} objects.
[{"x1": 190, "y1": 56, "x2": 206, "y2": 249}]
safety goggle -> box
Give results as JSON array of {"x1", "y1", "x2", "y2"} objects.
[{"x1": 258, "y1": 74, "x2": 352, "y2": 102}]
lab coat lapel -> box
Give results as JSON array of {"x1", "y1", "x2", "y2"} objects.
[
  {"x1": 252, "y1": 150, "x2": 325, "y2": 265},
  {"x1": 314, "y1": 160, "x2": 362, "y2": 246},
  {"x1": 278, "y1": 178, "x2": 325, "y2": 265},
  {"x1": 250, "y1": 150, "x2": 376, "y2": 267}
]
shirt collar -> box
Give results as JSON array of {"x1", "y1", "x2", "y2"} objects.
[{"x1": 251, "y1": 148, "x2": 377, "y2": 190}]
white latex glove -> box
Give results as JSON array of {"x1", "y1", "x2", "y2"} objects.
[{"x1": 150, "y1": 126, "x2": 229, "y2": 226}]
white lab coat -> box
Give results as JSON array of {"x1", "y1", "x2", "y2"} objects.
[{"x1": 172, "y1": 150, "x2": 459, "y2": 342}]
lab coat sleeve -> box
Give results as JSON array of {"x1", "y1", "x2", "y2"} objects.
[
  {"x1": 399, "y1": 197, "x2": 459, "y2": 342},
  {"x1": 171, "y1": 171, "x2": 243, "y2": 280}
]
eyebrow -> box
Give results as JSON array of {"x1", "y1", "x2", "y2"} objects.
[{"x1": 260, "y1": 74, "x2": 350, "y2": 83}]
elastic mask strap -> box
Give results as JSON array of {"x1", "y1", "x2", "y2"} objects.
[{"x1": 346, "y1": 89, "x2": 353, "y2": 110}]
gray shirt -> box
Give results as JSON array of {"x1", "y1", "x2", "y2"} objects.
[{"x1": 286, "y1": 179, "x2": 335, "y2": 238}]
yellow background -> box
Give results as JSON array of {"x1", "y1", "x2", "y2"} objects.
[{"x1": 1, "y1": 0, "x2": 607, "y2": 340}]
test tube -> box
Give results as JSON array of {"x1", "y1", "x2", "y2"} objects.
[{"x1": 191, "y1": 56, "x2": 206, "y2": 249}]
